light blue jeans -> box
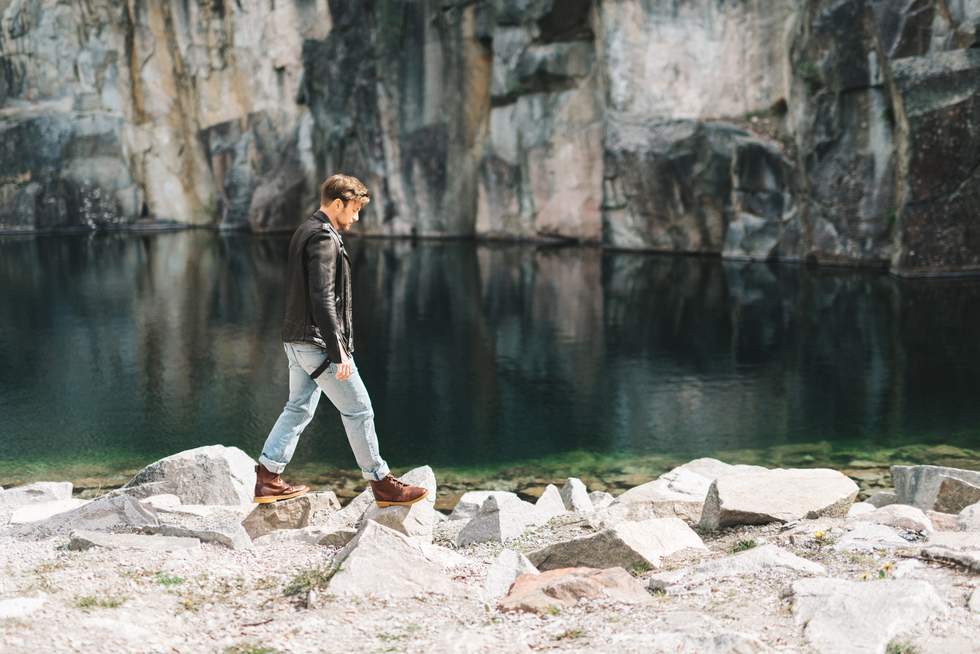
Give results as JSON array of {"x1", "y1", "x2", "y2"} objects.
[{"x1": 259, "y1": 342, "x2": 390, "y2": 481}]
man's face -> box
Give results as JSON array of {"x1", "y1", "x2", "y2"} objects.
[{"x1": 333, "y1": 199, "x2": 362, "y2": 231}]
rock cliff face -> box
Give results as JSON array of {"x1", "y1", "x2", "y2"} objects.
[{"x1": 2, "y1": 0, "x2": 979, "y2": 274}]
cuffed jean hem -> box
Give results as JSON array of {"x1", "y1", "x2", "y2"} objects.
[
  {"x1": 362, "y1": 465, "x2": 390, "y2": 481},
  {"x1": 257, "y1": 456, "x2": 287, "y2": 475}
]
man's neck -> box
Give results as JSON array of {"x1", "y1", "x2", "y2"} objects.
[{"x1": 318, "y1": 205, "x2": 341, "y2": 231}]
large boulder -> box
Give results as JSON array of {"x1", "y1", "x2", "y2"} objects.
[
  {"x1": 498, "y1": 567, "x2": 654, "y2": 614},
  {"x1": 700, "y1": 468, "x2": 859, "y2": 530},
  {"x1": 528, "y1": 518, "x2": 705, "y2": 572},
  {"x1": 890, "y1": 465, "x2": 980, "y2": 511},
  {"x1": 115, "y1": 445, "x2": 257, "y2": 506},
  {"x1": 788, "y1": 578, "x2": 945, "y2": 654},
  {"x1": 594, "y1": 458, "x2": 766, "y2": 527},
  {"x1": 0, "y1": 482, "x2": 73, "y2": 507},
  {"x1": 361, "y1": 466, "x2": 438, "y2": 542},
  {"x1": 328, "y1": 521, "x2": 459, "y2": 598},
  {"x1": 955, "y1": 502, "x2": 980, "y2": 532},
  {"x1": 648, "y1": 544, "x2": 825, "y2": 592}
]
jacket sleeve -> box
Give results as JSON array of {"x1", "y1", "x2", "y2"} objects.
[{"x1": 305, "y1": 231, "x2": 346, "y2": 364}]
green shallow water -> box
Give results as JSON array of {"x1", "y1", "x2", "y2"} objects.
[{"x1": 2, "y1": 231, "x2": 980, "y2": 489}]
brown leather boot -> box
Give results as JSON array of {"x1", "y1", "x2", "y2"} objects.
[
  {"x1": 253, "y1": 464, "x2": 309, "y2": 503},
  {"x1": 369, "y1": 474, "x2": 429, "y2": 507}
]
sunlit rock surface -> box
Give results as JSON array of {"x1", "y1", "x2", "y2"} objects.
[{"x1": 3, "y1": 0, "x2": 980, "y2": 272}]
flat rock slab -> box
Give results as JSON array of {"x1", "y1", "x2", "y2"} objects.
[
  {"x1": 701, "y1": 468, "x2": 859, "y2": 530},
  {"x1": 483, "y1": 549, "x2": 538, "y2": 600},
  {"x1": 10, "y1": 499, "x2": 89, "y2": 524},
  {"x1": 70, "y1": 529, "x2": 200, "y2": 552},
  {"x1": 328, "y1": 521, "x2": 459, "y2": 597},
  {"x1": 114, "y1": 444, "x2": 256, "y2": 506},
  {"x1": 0, "y1": 597, "x2": 46, "y2": 619},
  {"x1": 849, "y1": 504, "x2": 933, "y2": 534},
  {"x1": 362, "y1": 466, "x2": 438, "y2": 542},
  {"x1": 0, "y1": 481, "x2": 73, "y2": 507},
  {"x1": 528, "y1": 517, "x2": 705, "y2": 571},
  {"x1": 649, "y1": 544, "x2": 824, "y2": 592},
  {"x1": 920, "y1": 547, "x2": 980, "y2": 573},
  {"x1": 890, "y1": 465, "x2": 980, "y2": 511},
  {"x1": 251, "y1": 525, "x2": 357, "y2": 548},
  {"x1": 923, "y1": 532, "x2": 980, "y2": 550},
  {"x1": 832, "y1": 524, "x2": 913, "y2": 551},
  {"x1": 145, "y1": 521, "x2": 251, "y2": 550},
  {"x1": 24, "y1": 495, "x2": 159, "y2": 536},
  {"x1": 789, "y1": 577, "x2": 945, "y2": 654},
  {"x1": 498, "y1": 567, "x2": 653, "y2": 613}
]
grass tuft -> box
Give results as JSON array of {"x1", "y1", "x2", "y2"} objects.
[
  {"x1": 222, "y1": 641, "x2": 279, "y2": 654},
  {"x1": 74, "y1": 595, "x2": 125, "y2": 609},
  {"x1": 731, "y1": 539, "x2": 757, "y2": 553},
  {"x1": 284, "y1": 563, "x2": 340, "y2": 596}
]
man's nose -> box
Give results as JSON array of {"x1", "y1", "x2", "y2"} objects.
[{"x1": 353, "y1": 213, "x2": 359, "y2": 221}]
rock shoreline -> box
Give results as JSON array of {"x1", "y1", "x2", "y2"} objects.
[{"x1": 3, "y1": 446, "x2": 980, "y2": 653}]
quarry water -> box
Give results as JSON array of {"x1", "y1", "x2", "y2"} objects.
[{"x1": 2, "y1": 230, "x2": 979, "y2": 481}]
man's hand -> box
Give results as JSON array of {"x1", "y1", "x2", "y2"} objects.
[{"x1": 335, "y1": 340, "x2": 352, "y2": 381}]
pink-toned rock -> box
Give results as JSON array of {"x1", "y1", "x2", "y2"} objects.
[
  {"x1": 498, "y1": 567, "x2": 653, "y2": 614},
  {"x1": 927, "y1": 511, "x2": 957, "y2": 532}
]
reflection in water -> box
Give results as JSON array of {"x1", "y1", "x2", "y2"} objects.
[{"x1": 1, "y1": 232, "x2": 978, "y2": 471}]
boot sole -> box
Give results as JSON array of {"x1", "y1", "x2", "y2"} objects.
[
  {"x1": 375, "y1": 489, "x2": 429, "y2": 508},
  {"x1": 253, "y1": 487, "x2": 309, "y2": 503}
]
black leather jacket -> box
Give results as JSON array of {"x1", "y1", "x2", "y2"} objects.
[{"x1": 280, "y1": 211, "x2": 353, "y2": 364}]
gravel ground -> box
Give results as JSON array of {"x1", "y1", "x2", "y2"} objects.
[{"x1": 3, "y1": 500, "x2": 980, "y2": 654}]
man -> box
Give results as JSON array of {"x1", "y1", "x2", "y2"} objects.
[{"x1": 254, "y1": 174, "x2": 428, "y2": 507}]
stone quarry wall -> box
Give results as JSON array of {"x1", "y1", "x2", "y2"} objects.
[{"x1": 1, "y1": 0, "x2": 978, "y2": 274}]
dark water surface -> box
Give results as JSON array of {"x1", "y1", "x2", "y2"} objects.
[{"x1": 1, "y1": 231, "x2": 979, "y2": 479}]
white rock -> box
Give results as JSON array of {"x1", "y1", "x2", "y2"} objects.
[
  {"x1": 114, "y1": 445, "x2": 256, "y2": 506},
  {"x1": 648, "y1": 544, "x2": 824, "y2": 592},
  {"x1": 889, "y1": 559, "x2": 921, "y2": 579},
  {"x1": 534, "y1": 484, "x2": 566, "y2": 520},
  {"x1": 361, "y1": 466, "x2": 438, "y2": 543},
  {"x1": 528, "y1": 517, "x2": 705, "y2": 571},
  {"x1": 955, "y1": 502, "x2": 980, "y2": 532},
  {"x1": 251, "y1": 525, "x2": 357, "y2": 548},
  {"x1": 143, "y1": 494, "x2": 181, "y2": 507},
  {"x1": 846, "y1": 502, "x2": 876, "y2": 517},
  {"x1": 596, "y1": 459, "x2": 766, "y2": 527},
  {"x1": 0, "y1": 597, "x2": 46, "y2": 619},
  {"x1": 831, "y1": 524, "x2": 912, "y2": 552},
  {"x1": 10, "y1": 499, "x2": 89, "y2": 524},
  {"x1": 560, "y1": 478, "x2": 593, "y2": 512},
  {"x1": 70, "y1": 530, "x2": 200, "y2": 553},
  {"x1": 457, "y1": 494, "x2": 542, "y2": 547},
  {"x1": 970, "y1": 587, "x2": 980, "y2": 613},
  {"x1": 588, "y1": 491, "x2": 614, "y2": 510},
  {"x1": 146, "y1": 521, "x2": 251, "y2": 550},
  {"x1": 24, "y1": 495, "x2": 159, "y2": 535},
  {"x1": 788, "y1": 578, "x2": 945, "y2": 654},
  {"x1": 447, "y1": 491, "x2": 520, "y2": 521},
  {"x1": 242, "y1": 495, "x2": 316, "y2": 539},
  {"x1": 328, "y1": 521, "x2": 459, "y2": 597},
  {"x1": 701, "y1": 468, "x2": 859, "y2": 530},
  {"x1": 0, "y1": 481, "x2": 73, "y2": 507},
  {"x1": 850, "y1": 504, "x2": 933, "y2": 534},
  {"x1": 924, "y1": 532, "x2": 980, "y2": 550},
  {"x1": 483, "y1": 549, "x2": 538, "y2": 600}
]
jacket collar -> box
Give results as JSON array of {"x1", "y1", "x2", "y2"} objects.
[{"x1": 313, "y1": 210, "x2": 344, "y2": 245}]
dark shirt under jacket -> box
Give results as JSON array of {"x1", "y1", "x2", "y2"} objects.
[{"x1": 280, "y1": 210, "x2": 353, "y2": 365}]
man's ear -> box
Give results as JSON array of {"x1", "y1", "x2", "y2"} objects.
[{"x1": 333, "y1": 198, "x2": 346, "y2": 212}]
